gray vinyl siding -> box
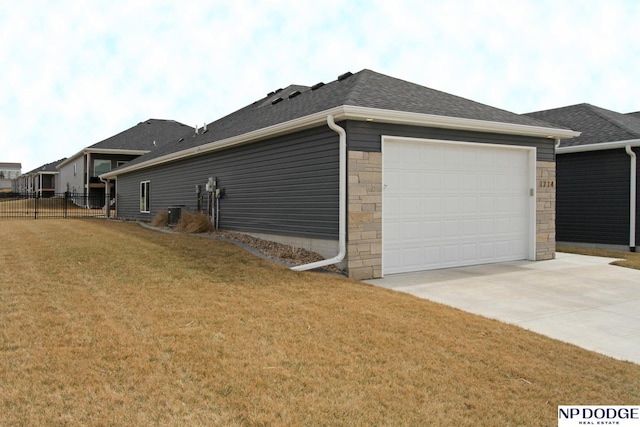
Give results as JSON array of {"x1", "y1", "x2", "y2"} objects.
[
  {"x1": 115, "y1": 127, "x2": 340, "y2": 239},
  {"x1": 557, "y1": 149, "x2": 632, "y2": 246},
  {"x1": 115, "y1": 119, "x2": 553, "y2": 241},
  {"x1": 344, "y1": 121, "x2": 555, "y2": 161}
]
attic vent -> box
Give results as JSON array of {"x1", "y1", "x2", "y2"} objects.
[
  {"x1": 271, "y1": 97, "x2": 283, "y2": 105},
  {"x1": 288, "y1": 90, "x2": 301, "y2": 99},
  {"x1": 338, "y1": 71, "x2": 353, "y2": 81},
  {"x1": 311, "y1": 82, "x2": 325, "y2": 90}
]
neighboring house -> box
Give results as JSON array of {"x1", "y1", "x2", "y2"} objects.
[
  {"x1": 14, "y1": 158, "x2": 66, "y2": 196},
  {"x1": 102, "y1": 69, "x2": 577, "y2": 279},
  {"x1": 0, "y1": 162, "x2": 21, "y2": 192},
  {"x1": 57, "y1": 119, "x2": 193, "y2": 207},
  {"x1": 526, "y1": 103, "x2": 640, "y2": 251}
]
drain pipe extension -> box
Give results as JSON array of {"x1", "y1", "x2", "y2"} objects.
[
  {"x1": 626, "y1": 145, "x2": 636, "y2": 252},
  {"x1": 291, "y1": 115, "x2": 346, "y2": 271}
]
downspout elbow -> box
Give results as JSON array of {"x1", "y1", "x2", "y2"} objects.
[{"x1": 291, "y1": 114, "x2": 346, "y2": 271}]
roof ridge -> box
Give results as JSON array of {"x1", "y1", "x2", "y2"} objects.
[
  {"x1": 583, "y1": 104, "x2": 640, "y2": 138},
  {"x1": 341, "y1": 69, "x2": 367, "y2": 105}
]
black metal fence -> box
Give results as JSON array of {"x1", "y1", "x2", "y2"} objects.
[{"x1": 0, "y1": 192, "x2": 108, "y2": 219}]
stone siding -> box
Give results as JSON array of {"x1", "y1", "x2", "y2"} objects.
[
  {"x1": 536, "y1": 161, "x2": 556, "y2": 260},
  {"x1": 347, "y1": 151, "x2": 382, "y2": 280}
]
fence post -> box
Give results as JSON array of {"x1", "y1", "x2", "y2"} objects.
[
  {"x1": 64, "y1": 192, "x2": 69, "y2": 218},
  {"x1": 34, "y1": 193, "x2": 38, "y2": 219}
]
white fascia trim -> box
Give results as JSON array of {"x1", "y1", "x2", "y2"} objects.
[
  {"x1": 556, "y1": 139, "x2": 640, "y2": 154},
  {"x1": 342, "y1": 106, "x2": 581, "y2": 140},
  {"x1": 86, "y1": 148, "x2": 149, "y2": 155},
  {"x1": 101, "y1": 105, "x2": 579, "y2": 179},
  {"x1": 101, "y1": 107, "x2": 344, "y2": 178},
  {"x1": 56, "y1": 151, "x2": 85, "y2": 169}
]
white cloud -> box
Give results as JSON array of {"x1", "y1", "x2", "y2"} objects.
[{"x1": 1, "y1": 0, "x2": 639, "y2": 172}]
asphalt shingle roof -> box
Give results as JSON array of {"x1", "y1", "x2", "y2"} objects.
[
  {"x1": 89, "y1": 119, "x2": 193, "y2": 151},
  {"x1": 121, "y1": 69, "x2": 558, "y2": 169},
  {"x1": 26, "y1": 158, "x2": 67, "y2": 174},
  {"x1": 526, "y1": 104, "x2": 640, "y2": 147}
]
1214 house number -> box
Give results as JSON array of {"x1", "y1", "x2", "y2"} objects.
[{"x1": 539, "y1": 181, "x2": 555, "y2": 188}]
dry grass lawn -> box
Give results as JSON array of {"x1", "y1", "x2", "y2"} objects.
[{"x1": 2, "y1": 220, "x2": 639, "y2": 426}]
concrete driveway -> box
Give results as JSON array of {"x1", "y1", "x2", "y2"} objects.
[{"x1": 365, "y1": 252, "x2": 640, "y2": 364}]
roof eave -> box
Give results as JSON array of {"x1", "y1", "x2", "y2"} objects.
[
  {"x1": 557, "y1": 138, "x2": 640, "y2": 154},
  {"x1": 101, "y1": 106, "x2": 579, "y2": 178},
  {"x1": 342, "y1": 106, "x2": 580, "y2": 139}
]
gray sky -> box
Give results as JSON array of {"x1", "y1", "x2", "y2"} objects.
[{"x1": 2, "y1": 0, "x2": 639, "y2": 173}]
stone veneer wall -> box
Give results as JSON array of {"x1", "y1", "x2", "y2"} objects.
[
  {"x1": 536, "y1": 161, "x2": 556, "y2": 260},
  {"x1": 346, "y1": 153, "x2": 557, "y2": 280},
  {"x1": 347, "y1": 151, "x2": 382, "y2": 280}
]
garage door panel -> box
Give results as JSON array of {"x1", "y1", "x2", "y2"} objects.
[{"x1": 383, "y1": 137, "x2": 533, "y2": 275}]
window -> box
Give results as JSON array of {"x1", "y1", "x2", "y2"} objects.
[
  {"x1": 93, "y1": 159, "x2": 111, "y2": 177},
  {"x1": 140, "y1": 181, "x2": 150, "y2": 213}
]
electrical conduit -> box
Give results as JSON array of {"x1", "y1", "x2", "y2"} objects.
[{"x1": 291, "y1": 115, "x2": 346, "y2": 271}]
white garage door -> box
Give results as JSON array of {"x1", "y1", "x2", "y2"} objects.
[{"x1": 383, "y1": 137, "x2": 535, "y2": 275}]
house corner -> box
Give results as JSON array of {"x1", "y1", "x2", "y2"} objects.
[
  {"x1": 347, "y1": 150, "x2": 383, "y2": 280},
  {"x1": 536, "y1": 161, "x2": 556, "y2": 260}
]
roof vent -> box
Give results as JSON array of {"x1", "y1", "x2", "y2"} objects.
[
  {"x1": 274, "y1": 88, "x2": 284, "y2": 93},
  {"x1": 271, "y1": 97, "x2": 283, "y2": 105},
  {"x1": 338, "y1": 72, "x2": 353, "y2": 81},
  {"x1": 311, "y1": 82, "x2": 324, "y2": 90},
  {"x1": 267, "y1": 91, "x2": 275, "y2": 97},
  {"x1": 288, "y1": 90, "x2": 301, "y2": 99}
]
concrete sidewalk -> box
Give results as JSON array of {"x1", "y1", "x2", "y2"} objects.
[{"x1": 365, "y1": 253, "x2": 640, "y2": 364}]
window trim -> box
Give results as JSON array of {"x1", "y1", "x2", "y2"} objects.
[
  {"x1": 93, "y1": 159, "x2": 112, "y2": 177},
  {"x1": 140, "y1": 180, "x2": 150, "y2": 213}
]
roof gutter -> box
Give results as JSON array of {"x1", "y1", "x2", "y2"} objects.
[
  {"x1": 556, "y1": 138, "x2": 640, "y2": 154},
  {"x1": 101, "y1": 106, "x2": 578, "y2": 179},
  {"x1": 291, "y1": 114, "x2": 346, "y2": 272}
]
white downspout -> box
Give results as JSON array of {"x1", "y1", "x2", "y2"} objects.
[
  {"x1": 626, "y1": 145, "x2": 636, "y2": 251},
  {"x1": 291, "y1": 114, "x2": 346, "y2": 271}
]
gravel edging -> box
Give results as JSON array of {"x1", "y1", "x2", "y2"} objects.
[{"x1": 138, "y1": 222, "x2": 345, "y2": 275}]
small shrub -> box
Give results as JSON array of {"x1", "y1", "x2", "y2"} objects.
[
  {"x1": 151, "y1": 211, "x2": 169, "y2": 227},
  {"x1": 175, "y1": 211, "x2": 212, "y2": 233}
]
